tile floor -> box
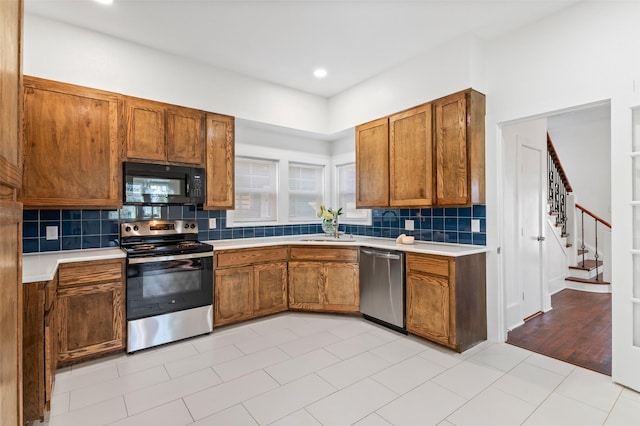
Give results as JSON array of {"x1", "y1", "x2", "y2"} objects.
[{"x1": 34, "y1": 312, "x2": 640, "y2": 426}]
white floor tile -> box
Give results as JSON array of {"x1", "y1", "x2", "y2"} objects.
[
  {"x1": 524, "y1": 352, "x2": 576, "y2": 376},
  {"x1": 431, "y1": 358, "x2": 503, "y2": 399},
  {"x1": 491, "y1": 361, "x2": 565, "y2": 405},
  {"x1": 278, "y1": 331, "x2": 343, "y2": 357},
  {"x1": 124, "y1": 368, "x2": 221, "y2": 415},
  {"x1": 248, "y1": 312, "x2": 311, "y2": 336},
  {"x1": 53, "y1": 364, "x2": 119, "y2": 395},
  {"x1": 555, "y1": 367, "x2": 622, "y2": 412},
  {"x1": 213, "y1": 346, "x2": 290, "y2": 381},
  {"x1": 48, "y1": 396, "x2": 127, "y2": 426},
  {"x1": 446, "y1": 386, "x2": 536, "y2": 426},
  {"x1": 376, "y1": 381, "x2": 466, "y2": 426},
  {"x1": 352, "y1": 413, "x2": 393, "y2": 425},
  {"x1": 371, "y1": 355, "x2": 445, "y2": 395},
  {"x1": 48, "y1": 391, "x2": 70, "y2": 416},
  {"x1": 163, "y1": 345, "x2": 244, "y2": 378},
  {"x1": 604, "y1": 391, "x2": 640, "y2": 425},
  {"x1": 523, "y1": 392, "x2": 608, "y2": 426},
  {"x1": 69, "y1": 365, "x2": 169, "y2": 411},
  {"x1": 268, "y1": 409, "x2": 321, "y2": 426},
  {"x1": 234, "y1": 329, "x2": 300, "y2": 354},
  {"x1": 116, "y1": 343, "x2": 198, "y2": 376},
  {"x1": 243, "y1": 374, "x2": 336, "y2": 425},
  {"x1": 107, "y1": 399, "x2": 192, "y2": 426},
  {"x1": 183, "y1": 370, "x2": 279, "y2": 420},
  {"x1": 191, "y1": 327, "x2": 260, "y2": 353},
  {"x1": 264, "y1": 348, "x2": 340, "y2": 384},
  {"x1": 620, "y1": 387, "x2": 640, "y2": 402},
  {"x1": 470, "y1": 342, "x2": 532, "y2": 372},
  {"x1": 189, "y1": 404, "x2": 258, "y2": 425},
  {"x1": 306, "y1": 378, "x2": 398, "y2": 426},
  {"x1": 317, "y1": 351, "x2": 391, "y2": 389},
  {"x1": 417, "y1": 346, "x2": 465, "y2": 369},
  {"x1": 324, "y1": 331, "x2": 390, "y2": 359},
  {"x1": 327, "y1": 320, "x2": 379, "y2": 339},
  {"x1": 369, "y1": 337, "x2": 430, "y2": 364},
  {"x1": 285, "y1": 315, "x2": 352, "y2": 337}
]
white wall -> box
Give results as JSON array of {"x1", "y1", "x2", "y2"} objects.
[{"x1": 23, "y1": 14, "x2": 329, "y2": 134}]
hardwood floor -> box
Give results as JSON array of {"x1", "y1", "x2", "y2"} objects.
[{"x1": 506, "y1": 289, "x2": 612, "y2": 375}]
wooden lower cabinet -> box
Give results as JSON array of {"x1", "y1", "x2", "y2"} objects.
[
  {"x1": 214, "y1": 248, "x2": 288, "y2": 326},
  {"x1": 406, "y1": 252, "x2": 486, "y2": 352},
  {"x1": 288, "y1": 246, "x2": 359, "y2": 313},
  {"x1": 23, "y1": 275, "x2": 58, "y2": 423},
  {"x1": 56, "y1": 259, "x2": 125, "y2": 365}
]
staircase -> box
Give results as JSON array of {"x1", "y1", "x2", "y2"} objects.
[{"x1": 547, "y1": 134, "x2": 611, "y2": 293}]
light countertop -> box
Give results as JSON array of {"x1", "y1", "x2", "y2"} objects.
[
  {"x1": 22, "y1": 236, "x2": 486, "y2": 283},
  {"x1": 23, "y1": 248, "x2": 126, "y2": 283}
]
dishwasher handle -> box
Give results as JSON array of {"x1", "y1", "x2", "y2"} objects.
[{"x1": 360, "y1": 249, "x2": 401, "y2": 260}]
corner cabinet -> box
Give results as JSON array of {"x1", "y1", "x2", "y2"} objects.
[
  {"x1": 22, "y1": 76, "x2": 121, "y2": 208},
  {"x1": 214, "y1": 247, "x2": 288, "y2": 326},
  {"x1": 288, "y1": 246, "x2": 360, "y2": 313},
  {"x1": 205, "y1": 113, "x2": 235, "y2": 209},
  {"x1": 355, "y1": 88, "x2": 485, "y2": 208},
  {"x1": 56, "y1": 259, "x2": 125, "y2": 365},
  {"x1": 406, "y1": 252, "x2": 486, "y2": 352},
  {"x1": 123, "y1": 96, "x2": 205, "y2": 167},
  {"x1": 434, "y1": 89, "x2": 485, "y2": 205}
]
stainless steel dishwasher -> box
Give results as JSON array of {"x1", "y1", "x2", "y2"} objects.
[{"x1": 359, "y1": 247, "x2": 406, "y2": 332}]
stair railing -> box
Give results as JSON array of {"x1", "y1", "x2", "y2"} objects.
[
  {"x1": 575, "y1": 203, "x2": 612, "y2": 281},
  {"x1": 547, "y1": 134, "x2": 572, "y2": 235}
]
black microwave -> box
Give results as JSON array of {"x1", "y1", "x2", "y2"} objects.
[{"x1": 123, "y1": 161, "x2": 206, "y2": 205}]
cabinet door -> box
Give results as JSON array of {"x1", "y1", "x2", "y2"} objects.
[
  {"x1": 324, "y1": 262, "x2": 359, "y2": 312},
  {"x1": 406, "y1": 272, "x2": 450, "y2": 345},
  {"x1": 434, "y1": 92, "x2": 469, "y2": 206},
  {"x1": 166, "y1": 105, "x2": 204, "y2": 166},
  {"x1": 22, "y1": 77, "x2": 121, "y2": 208},
  {"x1": 356, "y1": 117, "x2": 389, "y2": 207},
  {"x1": 253, "y1": 262, "x2": 288, "y2": 317},
  {"x1": 214, "y1": 266, "x2": 254, "y2": 326},
  {"x1": 288, "y1": 262, "x2": 324, "y2": 311},
  {"x1": 56, "y1": 280, "x2": 125, "y2": 364},
  {"x1": 123, "y1": 97, "x2": 166, "y2": 162},
  {"x1": 205, "y1": 113, "x2": 235, "y2": 209},
  {"x1": 389, "y1": 104, "x2": 433, "y2": 207}
]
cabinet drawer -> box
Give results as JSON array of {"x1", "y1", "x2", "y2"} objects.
[
  {"x1": 216, "y1": 247, "x2": 289, "y2": 268},
  {"x1": 406, "y1": 253, "x2": 449, "y2": 277},
  {"x1": 289, "y1": 246, "x2": 358, "y2": 262},
  {"x1": 58, "y1": 259, "x2": 123, "y2": 287}
]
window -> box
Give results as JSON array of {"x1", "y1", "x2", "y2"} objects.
[
  {"x1": 336, "y1": 163, "x2": 371, "y2": 224},
  {"x1": 289, "y1": 163, "x2": 324, "y2": 221},
  {"x1": 233, "y1": 157, "x2": 278, "y2": 223}
]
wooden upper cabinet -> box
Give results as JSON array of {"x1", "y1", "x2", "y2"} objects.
[
  {"x1": 434, "y1": 89, "x2": 485, "y2": 206},
  {"x1": 356, "y1": 117, "x2": 389, "y2": 207},
  {"x1": 123, "y1": 96, "x2": 205, "y2": 167},
  {"x1": 389, "y1": 103, "x2": 433, "y2": 207},
  {"x1": 205, "y1": 112, "x2": 235, "y2": 209},
  {"x1": 123, "y1": 97, "x2": 166, "y2": 162},
  {"x1": 166, "y1": 105, "x2": 204, "y2": 165},
  {"x1": 22, "y1": 76, "x2": 121, "y2": 208}
]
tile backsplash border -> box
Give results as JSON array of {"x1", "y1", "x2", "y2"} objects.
[{"x1": 22, "y1": 205, "x2": 486, "y2": 253}]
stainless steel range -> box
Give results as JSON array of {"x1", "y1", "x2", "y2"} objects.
[{"x1": 121, "y1": 220, "x2": 213, "y2": 353}]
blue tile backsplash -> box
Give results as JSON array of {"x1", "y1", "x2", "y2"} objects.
[{"x1": 22, "y1": 205, "x2": 486, "y2": 253}]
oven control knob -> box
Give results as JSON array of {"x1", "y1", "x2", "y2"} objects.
[
  {"x1": 185, "y1": 224, "x2": 189, "y2": 229},
  {"x1": 125, "y1": 226, "x2": 131, "y2": 232},
  {"x1": 133, "y1": 225, "x2": 139, "y2": 231},
  {"x1": 190, "y1": 224, "x2": 196, "y2": 229}
]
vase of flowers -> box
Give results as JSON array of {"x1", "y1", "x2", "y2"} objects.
[{"x1": 317, "y1": 205, "x2": 343, "y2": 235}]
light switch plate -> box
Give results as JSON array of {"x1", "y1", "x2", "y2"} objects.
[
  {"x1": 405, "y1": 220, "x2": 414, "y2": 231},
  {"x1": 208, "y1": 218, "x2": 217, "y2": 229},
  {"x1": 471, "y1": 219, "x2": 481, "y2": 233},
  {"x1": 46, "y1": 226, "x2": 58, "y2": 240}
]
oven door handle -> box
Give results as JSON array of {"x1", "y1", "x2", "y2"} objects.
[{"x1": 128, "y1": 251, "x2": 213, "y2": 264}]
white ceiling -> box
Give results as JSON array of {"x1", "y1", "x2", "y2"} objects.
[{"x1": 24, "y1": 0, "x2": 583, "y2": 98}]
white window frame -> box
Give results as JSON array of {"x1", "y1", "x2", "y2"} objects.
[
  {"x1": 227, "y1": 156, "x2": 279, "y2": 226},
  {"x1": 288, "y1": 162, "x2": 325, "y2": 222},
  {"x1": 333, "y1": 156, "x2": 372, "y2": 225}
]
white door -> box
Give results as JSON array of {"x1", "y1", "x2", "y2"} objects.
[
  {"x1": 520, "y1": 144, "x2": 544, "y2": 319},
  {"x1": 502, "y1": 119, "x2": 548, "y2": 328}
]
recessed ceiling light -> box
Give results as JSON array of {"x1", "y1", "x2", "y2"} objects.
[
  {"x1": 313, "y1": 68, "x2": 328, "y2": 79},
  {"x1": 94, "y1": 0, "x2": 114, "y2": 5}
]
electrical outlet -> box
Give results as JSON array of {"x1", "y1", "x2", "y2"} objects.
[
  {"x1": 405, "y1": 220, "x2": 414, "y2": 231},
  {"x1": 208, "y1": 218, "x2": 217, "y2": 229},
  {"x1": 46, "y1": 226, "x2": 58, "y2": 240},
  {"x1": 471, "y1": 219, "x2": 481, "y2": 233}
]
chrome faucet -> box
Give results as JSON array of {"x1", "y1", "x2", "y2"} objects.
[{"x1": 334, "y1": 215, "x2": 339, "y2": 239}]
